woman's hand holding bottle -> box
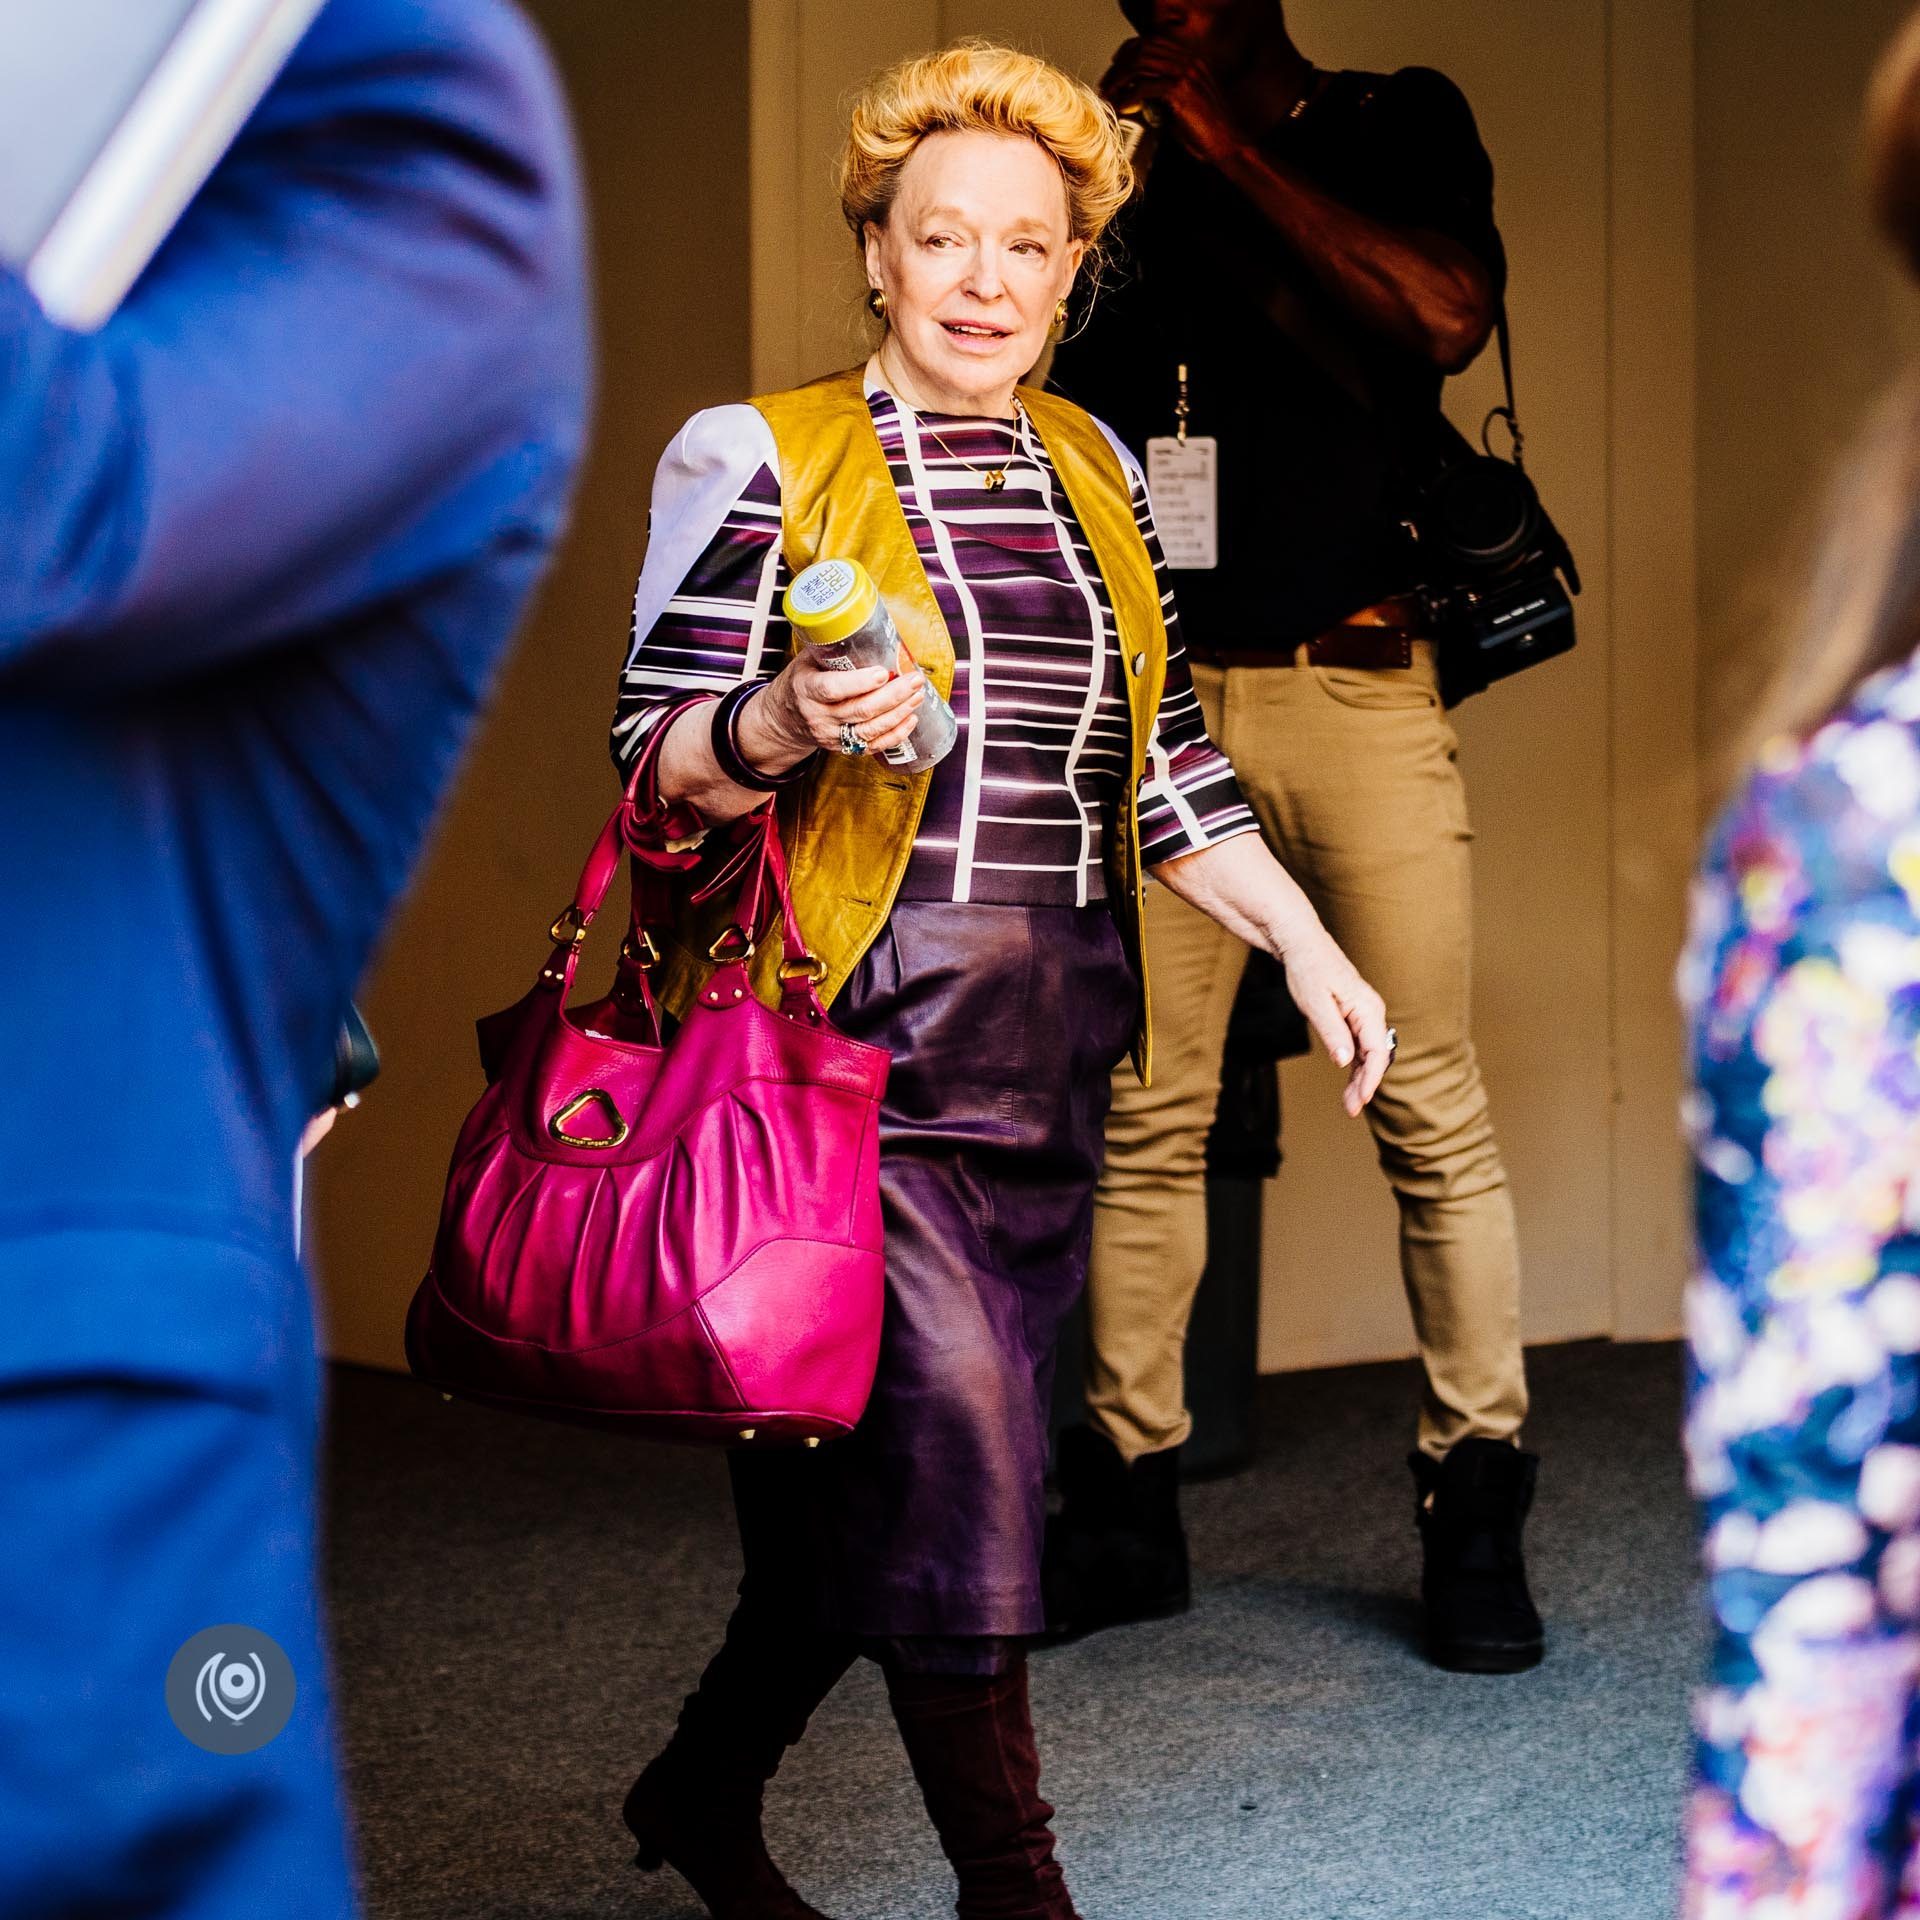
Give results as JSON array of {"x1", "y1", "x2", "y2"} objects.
[
  {"x1": 656, "y1": 640, "x2": 931, "y2": 823},
  {"x1": 740, "y1": 643, "x2": 930, "y2": 766}
]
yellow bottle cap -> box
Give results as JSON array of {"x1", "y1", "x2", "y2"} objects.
[{"x1": 784, "y1": 558, "x2": 879, "y2": 648}]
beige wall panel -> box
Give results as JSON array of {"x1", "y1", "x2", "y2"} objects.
[
  {"x1": 1696, "y1": 0, "x2": 1920, "y2": 791},
  {"x1": 757, "y1": 0, "x2": 940, "y2": 388},
  {"x1": 937, "y1": 0, "x2": 1119, "y2": 74},
  {"x1": 1260, "y1": 1, "x2": 1617, "y2": 1371},
  {"x1": 310, "y1": 0, "x2": 756, "y2": 1368},
  {"x1": 751, "y1": 0, "x2": 804, "y2": 393},
  {"x1": 1609, "y1": 0, "x2": 1698, "y2": 1341}
]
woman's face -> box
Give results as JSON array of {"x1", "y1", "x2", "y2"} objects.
[{"x1": 865, "y1": 129, "x2": 1086, "y2": 414}]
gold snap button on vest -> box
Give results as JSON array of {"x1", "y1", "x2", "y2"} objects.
[{"x1": 1130, "y1": 652, "x2": 1146, "y2": 676}]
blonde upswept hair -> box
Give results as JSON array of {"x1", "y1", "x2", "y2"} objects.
[{"x1": 839, "y1": 41, "x2": 1132, "y2": 287}]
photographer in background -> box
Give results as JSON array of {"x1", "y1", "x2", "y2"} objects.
[
  {"x1": 1048, "y1": 0, "x2": 1543, "y2": 1674},
  {"x1": 0, "y1": 3, "x2": 589, "y2": 1913}
]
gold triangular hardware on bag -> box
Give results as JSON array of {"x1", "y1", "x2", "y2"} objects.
[{"x1": 548, "y1": 1087, "x2": 629, "y2": 1149}]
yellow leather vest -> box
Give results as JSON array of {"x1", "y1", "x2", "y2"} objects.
[{"x1": 654, "y1": 366, "x2": 1168, "y2": 1081}]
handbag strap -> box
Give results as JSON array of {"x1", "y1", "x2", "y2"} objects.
[
  {"x1": 675, "y1": 801, "x2": 826, "y2": 1021},
  {"x1": 548, "y1": 692, "x2": 829, "y2": 1028},
  {"x1": 541, "y1": 697, "x2": 709, "y2": 1027}
]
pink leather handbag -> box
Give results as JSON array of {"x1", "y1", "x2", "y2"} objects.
[{"x1": 405, "y1": 710, "x2": 889, "y2": 1442}]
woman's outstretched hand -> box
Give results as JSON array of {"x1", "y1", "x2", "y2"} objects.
[
  {"x1": 1274, "y1": 924, "x2": 1392, "y2": 1116},
  {"x1": 1150, "y1": 833, "x2": 1392, "y2": 1116}
]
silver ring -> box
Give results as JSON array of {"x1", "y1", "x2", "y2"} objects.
[
  {"x1": 836, "y1": 721, "x2": 868, "y2": 758},
  {"x1": 1385, "y1": 1026, "x2": 1399, "y2": 1061}
]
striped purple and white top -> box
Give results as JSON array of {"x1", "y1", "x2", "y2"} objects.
[{"x1": 613, "y1": 377, "x2": 1258, "y2": 908}]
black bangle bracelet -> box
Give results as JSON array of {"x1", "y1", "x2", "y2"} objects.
[{"x1": 710, "y1": 682, "x2": 815, "y2": 791}]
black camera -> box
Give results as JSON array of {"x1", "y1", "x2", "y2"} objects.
[
  {"x1": 1401, "y1": 417, "x2": 1581, "y2": 707},
  {"x1": 1395, "y1": 296, "x2": 1583, "y2": 707}
]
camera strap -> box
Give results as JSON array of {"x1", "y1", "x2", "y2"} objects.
[{"x1": 1486, "y1": 303, "x2": 1524, "y2": 467}]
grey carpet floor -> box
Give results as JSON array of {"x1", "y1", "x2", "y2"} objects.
[{"x1": 324, "y1": 1338, "x2": 1697, "y2": 1920}]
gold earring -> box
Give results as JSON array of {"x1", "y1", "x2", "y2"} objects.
[
  {"x1": 867, "y1": 287, "x2": 888, "y2": 321},
  {"x1": 1053, "y1": 297, "x2": 1069, "y2": 335}
]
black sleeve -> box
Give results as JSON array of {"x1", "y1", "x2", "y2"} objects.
[{"x1": 1368, "y1": 66, "x2": 1506, "y2": 296}]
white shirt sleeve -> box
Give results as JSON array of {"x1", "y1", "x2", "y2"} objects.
[
  {"x1": 624, "y1": 403, "x2": 781, "y2": 664},
  {"x1": 1091, "y1": 415, "x2": 1150, "y2": 507}
]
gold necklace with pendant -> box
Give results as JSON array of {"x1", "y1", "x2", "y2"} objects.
[{"x1": 919, "y1": 396, "x2": 1023, "y2": 491}]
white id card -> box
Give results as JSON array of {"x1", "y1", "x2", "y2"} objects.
[{"x1": 1145, "y1": 435, "x2": 1219, "y2": 569}]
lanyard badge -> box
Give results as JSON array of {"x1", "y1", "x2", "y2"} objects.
[{"x1": 1145, "y1": 362, "x2": 1219, "y2": 570}]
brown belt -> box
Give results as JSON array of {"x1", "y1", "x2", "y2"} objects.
[{"x1": 1187, "y1": 595, "x2": 1429, "y2": 672}]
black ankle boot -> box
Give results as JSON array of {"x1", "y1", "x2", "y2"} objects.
[
  {"x1": 1040, "y1": 1425, "x2": 1189, "y2": 1643},
  {"x1": 622, "y1": 1605, "x2": 855, "y2": 1918},
  {"x1": 1411, "y1": 1439, "x2": 1544, "y2": 1674}
]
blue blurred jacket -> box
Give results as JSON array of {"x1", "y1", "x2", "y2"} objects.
[
  {"x1": 0, "y1": 0, "x2": 591, "y2": 1350},
  {"x1": 0, "y1": 1, "x2": 590, "y2": 1910}
]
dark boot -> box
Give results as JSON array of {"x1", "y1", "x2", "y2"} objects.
[
  {"x1": 885, "y1": 1658, "x2": 1082, "y2": 1920},
  {"x1": 622, "y1": 1604, "x2": 856, "y2": 1918},
  {"x1": 1411, "y1": 1438, "x2": 1545, "y2": 1674},
  {"x1": 1039, "y1": 1424, "x2": 1189, "y2": 1643}
]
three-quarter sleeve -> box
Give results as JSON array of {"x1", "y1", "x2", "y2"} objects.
[
  {"x1": 1128, "y1": 473, "x2": 1262, "y2": 866},
  {"x1": 610, "y1": 404, "x2": 794, "y2": 778}
]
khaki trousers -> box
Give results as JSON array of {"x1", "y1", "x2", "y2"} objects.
[{"x1": 1087, "y1": 650, "x2": 1526, "y2": 1462}]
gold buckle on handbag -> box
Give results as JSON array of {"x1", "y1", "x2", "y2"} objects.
[
  {"x1": 548, "y1": 1088, "x2": 630, "y2": 1149},
  {"x1": 707, "y1": 926, "x2": 755, "y2": 964},
  {"x1": 548, "y1": 905, "x2": 590, "y2": 947},
  {"x1": 777, "y1": 954, "x2": 828, "y2": 985}
]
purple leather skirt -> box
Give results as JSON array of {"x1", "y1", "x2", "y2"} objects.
[{"x1": 730, "y1": 900, "x2": 1139, "y2": 1640}]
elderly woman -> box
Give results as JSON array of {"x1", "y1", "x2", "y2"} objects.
[{"x1": 611, "y1": 41, "x2": 1390, "y2": 1920}]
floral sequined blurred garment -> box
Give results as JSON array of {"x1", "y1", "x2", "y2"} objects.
[{"x1": 1681, "y1": 657, "x2": 1920, "y2": 1920}]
